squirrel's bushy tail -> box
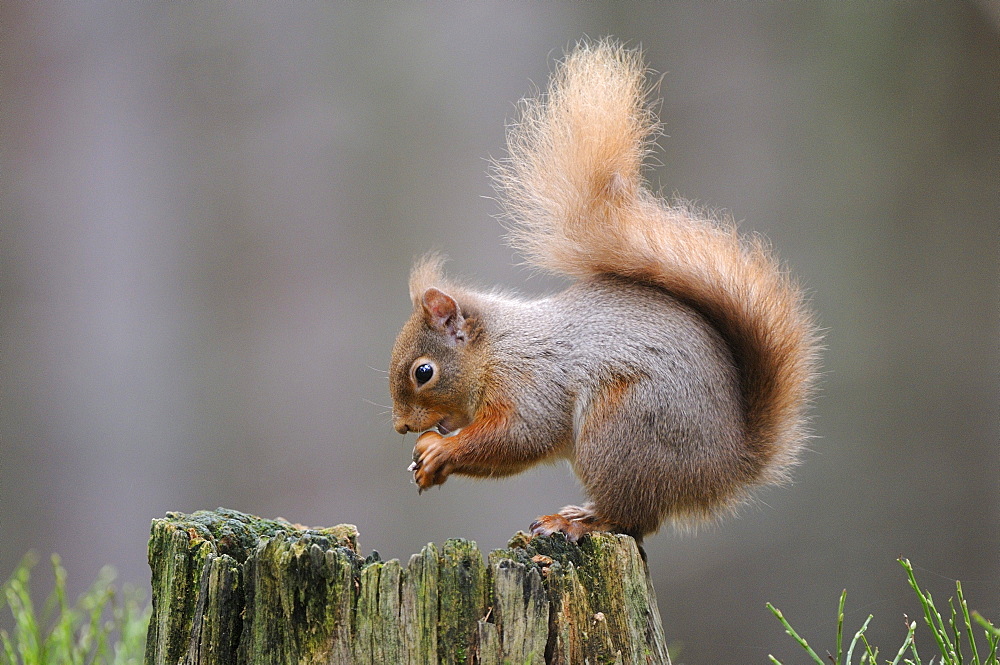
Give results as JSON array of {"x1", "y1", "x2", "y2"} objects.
[{"x1": 494, "y1": 39, "x2": 821, "y2": 486}]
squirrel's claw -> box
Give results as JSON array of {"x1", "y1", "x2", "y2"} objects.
[
  {"x1": 408, "y1": 459, "x2": 425, "y2": 494},
  {"x1": 411, "y1": 430, "x2": 452, "y2": 491}
]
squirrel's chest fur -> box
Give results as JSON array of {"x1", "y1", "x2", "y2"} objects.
[{"x1": 481, "y1": 275, "x2": 744, "y2": 458}]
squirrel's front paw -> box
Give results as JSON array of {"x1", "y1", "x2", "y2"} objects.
[{"x1": 410, "y1": 431, "x2": 453, "y2": 492}]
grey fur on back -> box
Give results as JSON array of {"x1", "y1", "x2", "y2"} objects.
[{"x1": 475, "y1": 275, "x2": 748, "y2": 531}]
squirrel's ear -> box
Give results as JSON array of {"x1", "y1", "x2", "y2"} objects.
[{"x1": 421, "y1": 288, "x2": 466, "y2": 343}]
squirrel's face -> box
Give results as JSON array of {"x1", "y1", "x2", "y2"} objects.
[{"x1": 389, "y1": 287, "x2": 478, "y2": 436}]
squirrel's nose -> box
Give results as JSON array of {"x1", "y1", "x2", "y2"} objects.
[{"x1": 393, "y1": 418, "x2": 410, "y2": 435}]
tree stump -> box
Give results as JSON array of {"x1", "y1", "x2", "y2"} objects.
[{"x1": 144, "y1": 508, "x2": 670, "y2": 664}]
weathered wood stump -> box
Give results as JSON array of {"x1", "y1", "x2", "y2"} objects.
[{"x1": 144, "y1": 508, "x2": 670, "y2": 664}]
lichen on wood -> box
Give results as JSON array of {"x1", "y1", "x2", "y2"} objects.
[{"x1": 144, "y1": 508, "x2": 670, "y2": 664}]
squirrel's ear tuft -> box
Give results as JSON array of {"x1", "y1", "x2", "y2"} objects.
[
  {"x1": 421, "y1": 288, "x2": 466, "y2": 343},
  {"x1": 409, "y1": 253, "x2": 447, "y2": 306}
]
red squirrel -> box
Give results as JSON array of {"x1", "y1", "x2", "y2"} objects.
[{"x1": 389, "y1": 40, "x2": 820, "y2": 541}]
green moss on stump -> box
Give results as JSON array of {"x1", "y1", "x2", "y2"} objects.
[{"x1": 144, "y1": 508, "x2": 669, "y2": 664}]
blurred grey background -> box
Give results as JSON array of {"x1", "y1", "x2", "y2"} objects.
[{"x1": 2, "y1": 3, "x2": 998, "y2": 662}]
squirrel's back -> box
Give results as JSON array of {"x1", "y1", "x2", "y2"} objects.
[{"x1": 492, "y1": 39, "x2": 821, "y2": 496}]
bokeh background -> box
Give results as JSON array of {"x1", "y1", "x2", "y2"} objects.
[{"x1": 2, "y1": 3, "x2": 997, "y2": 662}]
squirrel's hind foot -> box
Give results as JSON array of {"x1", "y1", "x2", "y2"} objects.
[{"x1": 530, "y1": 504, "x2": 616, "y2": 542}]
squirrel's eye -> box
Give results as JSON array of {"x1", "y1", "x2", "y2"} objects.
[{"x1": 414, "y1": 363, "x2": 434, "y2": 385}]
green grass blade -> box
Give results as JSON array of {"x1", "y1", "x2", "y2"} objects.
[
  {"x1": 112, "y1": 585, "x2": 150, "y2": 665},
  {"x1": 900, "y1": 558, "x2": 954, "y2": 658},
  {"x1": 846, "y1": 614, "x2": 873, "y2": 665},
  {"x1": 959, "y1": 589, "x2": 982, "y2": 665},
  {"x1": 80, "y1": 570, "x2": 116, "y2": 663},
  {"x1": 766, "y1": 602, "x2": 827, "y2": 665},
  {"x1": 836, "y1": 589, "x2": 847, "y2": 664},
  {"x1": 907, "y1": 629, "x2": 923, "y2": 665},
  {"x1": 860, "y1": 632, "x2": 878, "y2": 664},
  {"x1": 928, "y1": 589, "x2": 956, "y2": 657},
  {"x1": 1, "y1": 629, "x2": 17, "y2": 665},
  {"x1": 972, "y1": 612, "x2": 1000, "y2": 639},
  {"x1": 984, "y1": 632, "x2": 998, "y2": 665},
  {"x1": 889, "y1": 620, "x2": 917, "y2": 665},
  {"x1": 48, "y1": 553, "x2": 80, "y2": 665},
  {"x1": 950, "y1": 596, "x2": 964, "y2": 664},
  {"x1": 8, "y1": 574, "x2": 41, "y2": 664},
  {"x1": 972, "y1": 612, "x2": 999, "y2": 665}
]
